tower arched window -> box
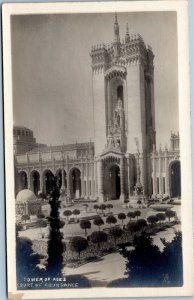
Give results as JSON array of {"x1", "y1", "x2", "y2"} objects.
[{"x1": 117, "y1": 85, "x2": 123, "y2": 101}]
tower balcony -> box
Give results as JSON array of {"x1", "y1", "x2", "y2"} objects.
[{"x1": 104, "y1": 65, "x2": 127, "y2": 80}]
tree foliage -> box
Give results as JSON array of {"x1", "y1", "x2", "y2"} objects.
[
  {"x1": 107, "y1": 204, "x2": 113, "y2": 212},
  {"x1": 70, "y1": 236, "x2": 88, "y2": 258},
  {"x1": 106, "y1": 215, "x2": 117, "y2": 227},
  {"x1": 16, "y1": 235, "x2": 44, "y2": 283},
  {"x1": 63, "y1": 210, "x2": 72, "y2": 220},
  {"x1": 108, "y1": 231, "x2": 183, "y2": 287},
  {"x1": 80, "y1": 220, "x2": 91, "y2": 235},
  {"x1": 136, "y1": 219, "x2": 147, "y2": 231},
  {"x1": 73, "y1": 209, "x2": 80, "y2": 216},
  {"x1": 127, "y1": 211, "x2": 136, "y2": 221},
  {"x1": 147, "y1": 215, "x2": 159, "y2": 225},
  {"x1": 99, "y1": 204, "x2": 106, "y2": 213},
  {"x1": 126, "y1": 221, "x2": 139, "y2": 236},
  {"x1": 83, "y1": 204, "x2": 89, "y2": 212},
  {"x1": 73, "y1": 209, "x2": 80, "y2": 221},
  {"x1": 109, "y1": 226, "x2": 123, "y2": 245},
  {"x1": 165, "y1": 210, "x2": 176, "y2": 222},
  {"x1": 46, "y1": 184, "x2": 65, "y2": 277},
  {"x1": 93, "y1": 204, "x2": 99, "y2": 213},
  {"x1": 93, "y1": 217, "x2": 104, "y2": 230},
  {"x1": 118, "y1": 213, "x2": 126, "y2": 226},
  {"x1": 134, "y1": 210, "x2": 141, "y2": 219},
  {"x1": 156, "y1": 213, "x2": 166, "y2": 223},
  {"x1": 90, "y1": 231, "x2": 108, "y2": 249}
]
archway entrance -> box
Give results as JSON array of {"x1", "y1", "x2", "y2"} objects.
[
  {"x1": 55, "y1": 169, "x2": 67, "y2": 191},
  {"x1": 106, "y1": 164, "x2": 121, "y2": 200},
  {"x1": 43, "y1": 170, "x2": 55, "y2": 196},
  {"x1": 55, "y1": 169, "x2": 62, "y2": 190},
  {"x1": 30, "y1": 171, "x2": 40, "y2": 196},
  {"x1": 69, "y1": 168, "x2": 81, "y2": 199},
  {"x1": 19, "y1": 171, "x2": 28, "y2": 190},
  {"x1": 169, "y1": 161, "x2": 181, "y2": 198}
]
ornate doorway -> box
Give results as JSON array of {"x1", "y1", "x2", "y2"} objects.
[
  {"x1": 19, "y1": 171, "x2": 28, "y2": 190},
  {"x1": 30, "y1": 170, "x2": 40, "y2": 196},
  {"x1": 169, "y1": 161, "x2": 181, "y2": 198},
  {"x1": 43, "y1": 170, "x2": 55, "y2": 196},
  {"x1": 105, "y1": 164, "x2": 121, "y2": 200},
  {"x1": 69, "y1": 168, "x2": 81, "y2": 199}
]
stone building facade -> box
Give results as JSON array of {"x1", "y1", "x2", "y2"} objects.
[{"x1": 14, "y1": 15, "x2": 181, "y2": 201}]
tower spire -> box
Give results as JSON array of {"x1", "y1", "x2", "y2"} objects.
[
  {"x1": 113, "y1": 13, "x2": 120, "y2": 59},
  {"x1": 114, "y1": 12, "x2": 120, "y2": 43},
  {"x1": 125, "y1": 23, "x2": 130, "y2": 43}
]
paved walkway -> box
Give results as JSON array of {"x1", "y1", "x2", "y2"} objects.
[{"x1": 63, "y1": 252, "x2": 127, "y2": 286}]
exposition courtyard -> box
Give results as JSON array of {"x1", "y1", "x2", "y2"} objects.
[{"x1": 16, "y1": 188, "x2": 182, "y2": 288}]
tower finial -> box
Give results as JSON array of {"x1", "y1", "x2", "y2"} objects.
[
  {"x1": 114, "y1": 12, "x2": 120, "y2": 43},
  {"x1": 125, "y1": 22, "x2": 130, "y2": 43},
  {"x1": 126, "y1": 22, "x2": 129, "y2": 34},
  {"x1": 115, "y1": 12, "x2": 118, "y2": 23}
]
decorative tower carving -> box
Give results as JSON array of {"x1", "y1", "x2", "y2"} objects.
[
  {"x1": 113, "y1": 13, "x2": 121, "y2": 59},
  {"x1": 125, "y1": 23, "x2": 130, "y2": 43}
]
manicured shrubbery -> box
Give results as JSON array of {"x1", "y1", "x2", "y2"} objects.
[
  {"x1": 90, "y1": 231, "x2": 108, "y2": 249},
  {"x1": 106, "y1": 215, "x2": 117, "y2": 228},
  {"x1": 70, "y1": 236, "x2": 88, "y2": 258},
  {"x1": 80, "y1": 220, "x2": 91, "y2": 236},
  {"x1": 93, "y1": 217, "x2": 104, "y2": 231}
]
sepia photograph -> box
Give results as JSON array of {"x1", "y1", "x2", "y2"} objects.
[{"x1": 2, "y1": 1, "x2": 194, "y2": 299}]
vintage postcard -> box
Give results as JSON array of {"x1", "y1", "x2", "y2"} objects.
[{"x1": 2, "y1": 1, "x2": 194, "y2": 299}]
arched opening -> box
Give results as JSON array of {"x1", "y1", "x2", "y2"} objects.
[
  {"x1": 106, "y1": 164, "x2": 121, "y2": 200},
  {"x1": 55, "y1": 169, "x2": 62, "y2": 190},
  {"x1": 30, "y1": 171, "x2": 40, "y2": 196},
  {"x1": 55, "y1": 169, "x2": 67, "y2": 191},
  {"x1": 19, "y1": 171, "x2": 28, "y2": 190},
  {"x1": 117, "y1": 85, "x2": 123, "y2": 101},
  {"x1": 43, "y1": 170, "x2": 55, "y2": 196},
  {"x1": 69, "y1": 168, "x2": 81, "y2": 199},
  {"x1": 169, "y1": 161, "x2": 181, "y2": 198}
]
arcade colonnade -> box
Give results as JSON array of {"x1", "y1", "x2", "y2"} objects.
[
  {"x1": 15, "y1": 151, "x2": 181, "y2": 200},
  {"x1": 15, "y1": 158, "x2": 96, "y2": 200},
  {"x1": 151, "y1": 149, "x2": 181, "y2": 198}
]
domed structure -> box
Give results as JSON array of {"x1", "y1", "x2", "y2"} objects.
[{"x1": 16, "y1": 189, "x2": 36, "y2": 203}]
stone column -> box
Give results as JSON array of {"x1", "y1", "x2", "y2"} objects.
[
  {"x1": 39, "y1": 171, "x2": 43, "y2": 193},
  {"x1": 26, "y1": 153, "x2": 31, "y2": 190},
  {"x1": 120, "y1": 157, "x2": 125, "y2": 201},
  {"x1": 98, "y1": 160, "x2": 104, "y2": 202},
  {"x1": 66, "y1": 156, "x2": 70, "y2": 199},
  {"x1": 85, "y1": 158, "x2": 89, "y2": 199},
  {"x1": 152, "y1": 154, "x2": 157, "y2": 197},
  {"x1": 42, "y1": 174, "x2": 46, "y2": 196},
  {"x1": 91, "y1": 162, "x2": 94, "y2": 198},
  {"x1": 128, "y1": 155, "x2": 131, "y2": 197},
  {"x1": 139, "y1": 153, "x2": 145, "y2": 195},
  {"x1": 94, "y1": 160, "x2": 98, "y2": 199},
  {"x1": 81, "y1": 159, "x2": 84, "y2": 198},
  {"x1": 66, "y1": 171, "x2": 70, "y2": 199},
  {"x1": 27, "y1": 172, "x2": 31, "y2": 190},
  {"x1": 159, "y1": 151, "x2": 163, "y2": 197},
  {"x1": 165, "y1": 150, "x2": 169, "y2": 195},
  {"x1": 61, "y1": 166, "x2": 65, "y2": 190},
  {"x1": 107, "y1": 80, "x2": 111, "y2": 132},
  {"x1": 39, "y1": 153, "x2": 43, "y2": 193}
]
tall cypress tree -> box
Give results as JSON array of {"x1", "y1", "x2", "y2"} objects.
[{"x1": 46, "y1": 181, "x2": 65, "y2": 277}]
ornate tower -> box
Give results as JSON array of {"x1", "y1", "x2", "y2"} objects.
[{"x1": 91, "y1": 14, "x2": 156, "y2": 200}]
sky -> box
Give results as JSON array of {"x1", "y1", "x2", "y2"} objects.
[{"x1": 11, "y1": 12, "x2": 178, "y2": 148}]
